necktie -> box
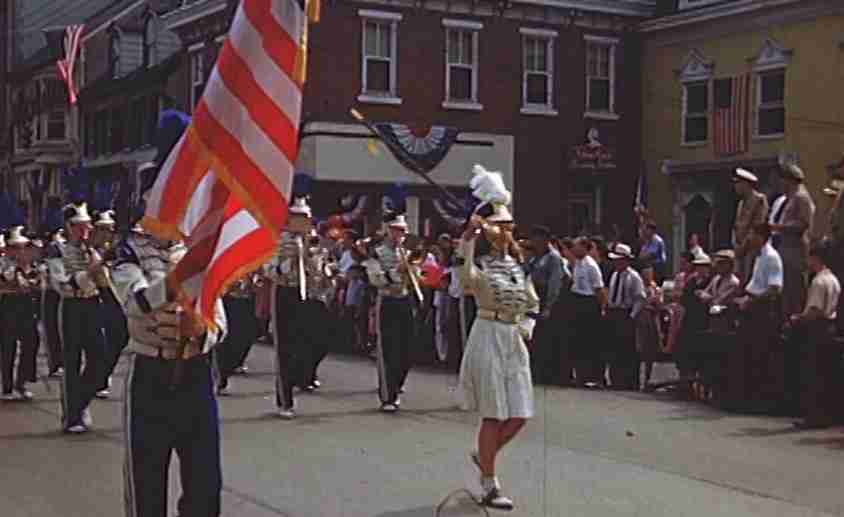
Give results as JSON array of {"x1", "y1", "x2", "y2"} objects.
[
  {"x1": 612, "y1": 272, "x2": 624, "y2": 305},
  {"x1": 773, "y1": 198, "x2": 788, "y2": 224}
]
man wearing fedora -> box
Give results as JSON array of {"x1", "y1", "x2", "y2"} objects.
[
  {"x1": 363, "y1": 212, "x2": 417, "y2": 412},
  {"x1": 0, "y1": 226, "x2": 41, "y2": 401},
  {"x1": 604, "y1": 243, "x2": 645, "y2": 390},
  {"x1": 45, "y1": 203, "x2": 109, "y2": 433},
  {"x1": 733, "y1": 168, "x2": 769, "y2": 284},
  {"x1": 771, "y1": 163, "x2": 815, "y2": 319}
]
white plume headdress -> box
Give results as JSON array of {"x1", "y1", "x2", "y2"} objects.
[{"x1": 470, "y1": 164, "x2": 513, "y2": 222}]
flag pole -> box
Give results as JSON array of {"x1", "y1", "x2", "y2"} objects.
[{"x1": 349, "y1": 108, "x2": 467, "y2": 212}]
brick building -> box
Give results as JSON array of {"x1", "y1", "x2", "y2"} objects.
[{"x1": 163, "y1": 0, "x2": 652, "y2": 237}]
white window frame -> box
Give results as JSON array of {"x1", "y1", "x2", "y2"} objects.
[
  {"x1": 189, "y1": 44, "x2": 206, "y2": 112},
  {"x1": 678, "y1": 0, "x2": 726, "y2": 10},
  {"x1": 520, "y1": 27, "x2": 557, "y2": 116},
  {"x1": 752, "y1": 40, "x2": 789, "y2": 141},
  {"x1": 681, "y1": 80, "x2": 710, "y2": 146},
  {"x1": 584, "y1": 35, "x2": 619, "y2": 121},
  {"x1": 442, "y1": 19, "x2": 482, "y2": 111},
  {"x1": 358, "y1": 9, "x2": 402, "y2": 106}
]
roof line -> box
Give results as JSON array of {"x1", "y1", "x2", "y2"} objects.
[{"x1": 82, "y1": 0, "x2": 147, "y2": 43}]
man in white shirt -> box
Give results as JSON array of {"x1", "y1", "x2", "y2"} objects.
[
  {"x1": 570, "y1": 237, "x2": 607, "y2": 387},
  {"x1": 732, "y1": 223, "x2": 785, "y2": 412},
  {"x1": 604, "y1": 244, "x2": 646, "y2": 390}
]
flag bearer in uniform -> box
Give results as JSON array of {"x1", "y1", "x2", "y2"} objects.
[
  {"x1": 363, "y1": 213, "x2": 418, "y2": 413},
  {"x1": 604, "y1": 243, "x2": 646, "y2": 390},
  {"x1": 0, "y1": 227, "x2": 41, "y2": 401},
  {"x1": 112, "y1": 156, "x2": 227, "y2": 517},
  {"x1": 46, "y1": 203, "x2": 109, "y2": 433},
  {"x1": 266, "y1": 197, "x2": 315, "y2": 419},
  {"x1": 457, "y1": 164, "x2": 539, "y2": 511}
]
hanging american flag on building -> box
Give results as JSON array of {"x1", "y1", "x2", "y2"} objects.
[
  {"x1": 714, "y1": 75, "x2": 750, "y2": 156},
  {"x1": 56, "y1": 24, "x2": 85, "y2": 105},
  {"x1": 142, "y1": 0, "x2": 320, "y2": 326}
]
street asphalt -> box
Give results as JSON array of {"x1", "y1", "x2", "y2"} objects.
[{"x1": 1, "y1": 345, "x2": 843, "y2": 517}]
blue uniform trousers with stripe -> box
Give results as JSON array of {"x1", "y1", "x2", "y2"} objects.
[
  {"x1": 124, "y1": 353, "x2": 222, "y2": 517},
  {"x1": 60, "y1": 297, "x2": 107, "y2": 428}
]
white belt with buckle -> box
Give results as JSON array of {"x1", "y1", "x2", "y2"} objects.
[{"x1": 477, "y1": 308, "x2": 523, "y2": 324}]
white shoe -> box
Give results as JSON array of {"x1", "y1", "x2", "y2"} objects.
[
  {"x1": 311, "y1": 379, "x2": 322, "y2": 388},
  {"x1": 65, "y1": 424, "x2": 89, "y2": 434},
  {"x1": 481, "y1": 487, "x2": 514, "y2": 511},
  {"x1": 95, "y1": 389, "x2": 111, "y2": 399},
  {"x1": 380, "y1": 403, "x2": 398, "y2": 413},
  {"x1": 1, "y1": 392, "x2": 20, "y2": 401},
  {"x1": 15, "y1": 389, "x2": 34, "y2": 401},
  {"x1": 217, "y1": 385, "x2": 232, "y2": 396},
  {"x1": 277, "y1": 408, "x2": 296, "y2": 420},
  {"x1": 82, "y1": 408, "x2": 93, "y2": 428}
]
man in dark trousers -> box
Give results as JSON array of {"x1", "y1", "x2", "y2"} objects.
[
  {"x1": 525, "y1": 225, "x2": 568, "y2": 385},
  {"x1": 569, "y1": 237, "x2": 607, "y2": 387},
  {"x1": 45, "y1": 202, "x2": 108, "y2": 433},
  {"x1": 604, "y1": 244, "x2": 646, "y2": 390}
]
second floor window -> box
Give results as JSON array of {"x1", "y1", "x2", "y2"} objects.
[
  {"x1": 362, "y1": 19, "x2": 396, "y2": 97},
  {"x1": 523, "y1": 33, "x2": 554, "y2": 109},
  {"x1": 585, "y1": 37, "x2": 617, "y2": 114},
  {"x1": 444, "y1": 24, "x2": 480, "y2": 106},
  {"x1": 46, "y1": 110, "x2": 66, "y2": 141},
  {"x1": 756, "y1": 70, "x2": 785, "y2": 137},
  {"x1": 190, "y1": 51, "x2": 206, "y2": 110},
  {"x1": 683, "y1": 81, "x2": 709, "y2": 144}
]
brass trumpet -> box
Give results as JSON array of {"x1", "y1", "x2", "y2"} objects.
[{"x1": 399, "y1": 247, "x2": 424, "y2": 305}]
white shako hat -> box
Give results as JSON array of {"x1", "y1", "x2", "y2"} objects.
[
  {"x1": 387, "y1": 214, "x2": 409, "y2": 230},
  {"x1": 7, "y1": 226, "x2": 30, "y2": 246},
  {"x1": 289, "y1": 197, "x2": 312, "y2": 218},
  {"x1": 470, "y1": 164, "x2": 513, "y2": 223},
  {"x1": 95, "y1": 210, "x2": 116, "y2": 227},
  {"x1": 64, "y1": 202, "x2": 93, "y2": 225}
]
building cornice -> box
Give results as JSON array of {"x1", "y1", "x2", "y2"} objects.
[
  {"x1": 163, "y1": 0, "x2": 229, "y2": 31},
  {"x1": 515, "y1": 0, "x2": 655, "y2": 17},
  {"x1": 640, "y1": 0, "x2": 802, "y2": 33},
  {"x1": 662, "y1": 156, "x2": 780, "y2": 176}
]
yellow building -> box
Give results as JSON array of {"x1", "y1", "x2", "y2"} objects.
[{"x1": 640, "y1": 0, "x2": 844, "y2": 269}]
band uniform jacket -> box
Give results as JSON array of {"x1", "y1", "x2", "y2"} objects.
[
  {"x1": 45, "y1": 241, "x2": 100, "y2": 299},
  {"x1": 110, "y1": 235, "x2": 226, "y2": 358},
  {"x1": 363, "y1": 241, "x2": 418, "y2": 299},
  {"x1": 779, "y1": 185, "x2": 816, "y2": 265},
  {"x1": 264, "y1": 232, "x2": 337, "y2": 303},
  {"x1": 734, "y1": 190, "x2": 769, "y2": 257}
]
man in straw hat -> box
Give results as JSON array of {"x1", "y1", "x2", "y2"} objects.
[
  {"x1": 603, "y1": 243, "x2": 645, "y2": 390},
  {"x1": 45, "y1": 202, "x2": 108, "y2": 433},
  {"x1": 0, "y1": 226, "x2": 40, "y2": 401},
  {"x1": 732, "y1": 168, "x2": 769, "y2": 283},
  {"x1": 771, "y1": 163, "x2": 815, "y2": 318},
  {"x1": 363, "y1": 211, "x2": 418, "y2": 413}
]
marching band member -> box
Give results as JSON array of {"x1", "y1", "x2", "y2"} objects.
[
  {"x1": 265, "y1": 197, "x2": 316, "y2": 419},
  {"x1": 92, "y1": 209, "x2": 126, "y2": 399},
  {"x1": 457, "y1": 165, "x2": 539, "y2": 511},
  {"x1": 45, "y1": 203, "x2": 108, "y2": 433},
  {"x1": 0, "y1": 227, "x2": 41, "y2": 401},
  {"x1": 216, "y1": 273, "x2": 260, "y2": 396},
  {"x1": 42, "y1": 228, "x2": 66, "y2": 377},
  {"x1": 112, "y1": 160, "x2": 227, "y2": 517},
  {"x1": 363, "y1": 213, "x2": 418, "y2": 413}
]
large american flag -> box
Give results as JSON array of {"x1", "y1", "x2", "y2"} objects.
[
  {"x1": 142, "y1": 0, "x2": 319, "y2": 326},
  {"x1": 714, "y1": 75, "x2": 750, "y2": 156},
  {"x1": 56, "y1": 24, "x2": 85, "y2": 105}
]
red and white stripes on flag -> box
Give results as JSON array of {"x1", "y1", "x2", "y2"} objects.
[
  {"x1": 56, "y1": 24, "x2": 85, "y2": 105},
  {"x1": 714, "y1": 75, "x2": 750, "y2": 156},
  {"x1": 143, "y1": 0, "x2": 319, "y2": 326}
]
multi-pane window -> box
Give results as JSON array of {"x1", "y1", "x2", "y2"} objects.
[
  {"x1": 683, "y1": 81, "x2": 709, "y2": 144},
  {"x1": 757, "y1": 70, "x2": 785, "y2": 136},
  {"x1": 190, "y1": 51, "x2": 206, "y2": 110},
  {"x1": 444, "y1": 25, "x2": 479, "y2": 104},
  {"x1": 522, "y1": 33, "x2": 554, "y2": 109},
  {"x1": 361, "y1": 15, "x2": 398, "y2": 98},
  {"x1": 585, "y1": 37, "x2": 616, "y2": 113}
]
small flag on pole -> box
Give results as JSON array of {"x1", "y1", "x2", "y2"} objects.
[{"x1": 56, "y1": 24, "x2": 85, "y2": 105}]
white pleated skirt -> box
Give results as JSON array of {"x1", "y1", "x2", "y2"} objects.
[{"x1": 458, "y1": 318, "x2": 534, "y2": 420}]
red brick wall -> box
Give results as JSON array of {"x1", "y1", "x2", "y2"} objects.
[{"x1": 304, "y1": 2, "x2": 642, "y2": 238}]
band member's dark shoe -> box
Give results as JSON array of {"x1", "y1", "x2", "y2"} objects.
[
  {"x1": 95, "y1": 389, "x2": 111, "y2": 399},
  {"x1": 217, "y1": 380, "x2": 232, "y2": 396},
  {"x1": 380, "y1": 403, "x2": 399, "y2": 413},
  {"x1": 481, "y1": 488, "x2": 514, "y2": 511},
  {"x1": 278, "y1": 407, "x2": 296, "y2": 420},
  {"x1": 233, "y1": 365, "x2": 249, "y2": 375},
  {"x1": 301, "y1": 384, "x2": 316, "y2": 393},
  {"x1": 1, "y1": 391, "x2": 20, "y2": 401}
]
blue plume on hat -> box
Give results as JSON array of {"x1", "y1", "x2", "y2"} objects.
[
  {"x1": 42, "y1": 196, "x2": 64, "y2": 234},
  {"x1": 382, "y1": 182, "x2": 408, "y2": 217},
  {"x1": 63, "y1": 167, "x2": 90, "y2": 204},
  {"x1": 154, "y1": 109, "x2": 192, "y2": 165},
  {"x1": 92, "y1": 179, "x2": 116, "y2": 212},
  {"x1": 292, "y1": 173, "x2": 313, "y2": 199}
]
